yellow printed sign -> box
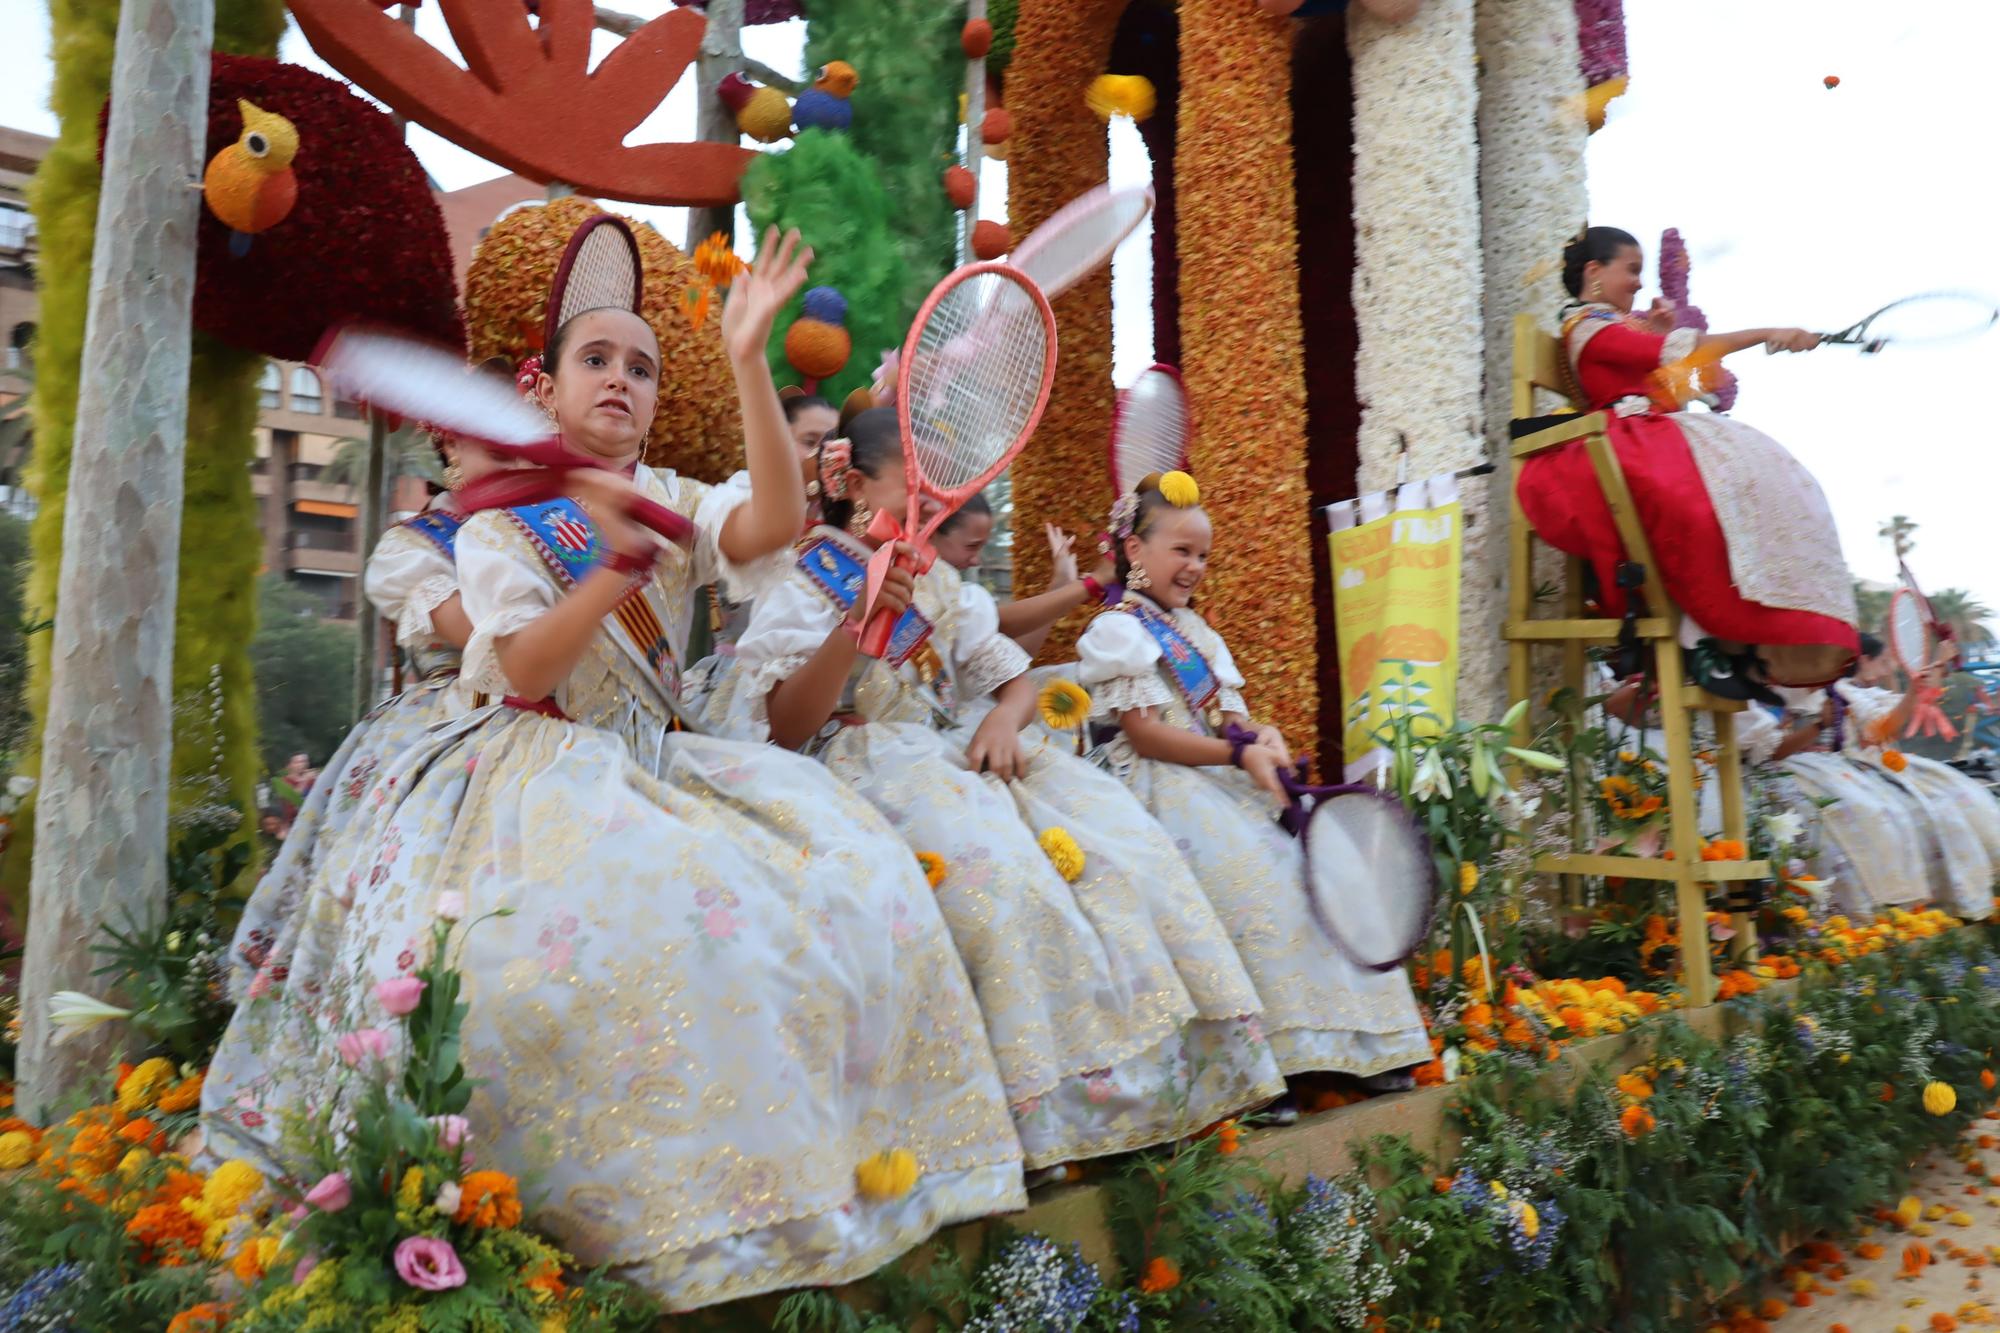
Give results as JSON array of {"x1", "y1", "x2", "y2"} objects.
[{"x1": 1329, "y1": 488, "x2": 1462, "y2": 779}]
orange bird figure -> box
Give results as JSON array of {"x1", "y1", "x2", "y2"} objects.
[{"x1": 202, "y1": 100, "x2": 300, "y2": 256}]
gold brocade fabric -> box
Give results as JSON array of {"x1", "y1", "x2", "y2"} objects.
[{"x1": 205, "y1": 500, "x2": 1026, "y2": 1312}]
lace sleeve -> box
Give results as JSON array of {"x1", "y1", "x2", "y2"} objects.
[
  {"x1": 684, "y1": 471, "x2": 794, "y2": 602},
  {"x1": 1077, "y1": 613, "x2": 1175, "y2": 716},
  {"x1": 952, "y1": 582, "x2": 1031, "y2": 699},
  {"x1": 456, "y1": 516, "x2": 559, "y2": 698},
  {"x1": 364, "y1": 527, "x2": 458, "y2": 645},
  {"x1": 1660, "y1": 327, "x2": 1699, "y2": 365},
  {"x1": 727, "y1": 577, "x2": 843, "y2": 742}
]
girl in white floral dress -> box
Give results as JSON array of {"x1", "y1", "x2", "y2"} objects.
[
  {"x1": 1075, "y1": 472, "x2": 1432, "y2": 1083},
  {"x1": 205, "y1": 223, "x2": 1024, "y2": 1312},
  {"x1": 726, "y1": 409, "x2": 1282, "y2": 1172}
]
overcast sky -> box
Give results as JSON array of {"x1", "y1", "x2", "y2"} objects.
[{"x1": 1, "y1": 1, "x2": 1993, "y2": 610}]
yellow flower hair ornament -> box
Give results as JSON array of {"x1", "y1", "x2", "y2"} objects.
[
  {"x1": 915, "y1": 851, "x2": 947, "y2": 889},
  {"x1": 855, "y1": 1148, "x2": 921, "y2": 1200},
  {"x1": 1039, "y1": 828, "x2": 1086, "y2": 882},
  {"x1": 1157, "y1": 469, "x2": 1200, "y2": 507},
  {"x1": 1038, "y1": 679, "x2": 1092, "y2": 731}
]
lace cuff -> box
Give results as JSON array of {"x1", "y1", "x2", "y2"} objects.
[
  {"x1": 1087, "y1": 672, "x2": 1177, "y2": 718},
  {"x1": 731, "y1": 652, "x2": 814, "y2": 744},
  {"x1": 958, "y1": 633, "x2": 1031, "y2": 701},
  {"x1": 394, "y1": 574, "x2": 459, "y2": 646},
  {"x1": 1660, "y1": 327, "x2": 1699, "y2": 365},
  {"x1": 460, "y1": 605, "x2": 546, "y2": 698}
]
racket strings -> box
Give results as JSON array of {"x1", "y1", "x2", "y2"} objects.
[
  {"x1": 1012, "y1": 189, "x2": 1153, "y2": 300},
  {"x1": 1113, "y1": 372, "x2": 1190, "y2": 494},
  {"x1": 904, "y1": 273, "x2": 1050, "y2": 492}
]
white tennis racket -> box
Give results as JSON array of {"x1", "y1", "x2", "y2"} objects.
[
  {"x1": 1007, "y1": 184, "x2": 1154, "y2": 302},
  {"x1": 1817, "y1": 291, "x2": 1999, "y2": 354},
  {"x1": 1107, "y1": 363, "x2": 1191, "y2": 495},
  {"x1": 1887, "y1": 562, "x2": 1942, "y2": 676}
]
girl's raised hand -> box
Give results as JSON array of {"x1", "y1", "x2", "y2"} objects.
[
  {"x1": 722, "y1": 226, "x2": 815, "y2": 365},
  {"x1": 1046, "y1": 524, "x2": 1078, "y2": 587}
]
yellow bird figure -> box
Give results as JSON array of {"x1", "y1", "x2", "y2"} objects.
[{"x1": 202, "y1": 99, "x2": 300, "y2": 257}]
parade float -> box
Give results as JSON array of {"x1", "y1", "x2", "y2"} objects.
[{"x1": 6, "y1": 0, "x2": 2000, "y2": 1328}]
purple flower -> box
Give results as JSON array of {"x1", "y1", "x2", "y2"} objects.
[
  {"x1": 1574, "y1": 0, "x2": 1629, "y2": 87},
  {"x1": 393, "y1": 1235, "x2": 468, "y2": 1291}
]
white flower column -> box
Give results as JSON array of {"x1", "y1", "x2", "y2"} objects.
[
  {"x1": 1348, "y1": 0, "x2": 1487, "y2": 705},
  {"x1": 1475, "y1": 0, "x2": 1589, "y2": 721}
]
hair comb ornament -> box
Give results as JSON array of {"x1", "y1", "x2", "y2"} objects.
[{"x1": 543, "y1": 214, "x2": 645, "y2": 352}]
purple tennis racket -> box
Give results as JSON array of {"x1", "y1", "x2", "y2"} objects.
[{"x1": 1259, "y1": 740, "x2": 1437, "y2": 970}]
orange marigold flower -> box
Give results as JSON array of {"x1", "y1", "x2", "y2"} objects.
[
  {"x1": 1616, "y1": 1072, "x2": 1655, "y2": 1101},
  {"x1": 1904, "y1": 1242, "x2": 1934, "y2": 1274},
  {"x1": 1756, "y1": 1298, "x2": 1787, "y2": 1319},
  {"x1": 455, "y1": 1170, "x2": 524, "y2": 1229},
  {"x1": 525, "y1": 1262, "x2": 566, "y2": 1298},
  {"x1": 1620, "y1": 1104, "x2": 1655, "y2": 1138},
  {"x1": 127, "y1": 1200, "x2": 207, "y2": 1264},
  {"x1": 1883, "y1": 749, "x2": 1910, "y2": 772},
  {"x1": 1983, "y1": 1069, "x2": 1997, "y2": 1091},
  {"x1": 1931, "y1": 1314, "x2": 1958, "y2": 1332},
  {"x1": 1139, "y1": 1255, "x2": 1181, "y2": 1294},
  {"x1": 165, "y1": 1302, "x2": 230, "y2": 1333},
  {"x1": 155, "y1": 1075, "x2": 204, "y2": 1115},
  {"x1": 1857, "y1": 1242, "x2": 1886, "y2": 1260}
]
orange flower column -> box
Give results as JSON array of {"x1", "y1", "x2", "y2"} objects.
[
  {"x1": 1176, "y1": 0, "x2": 1316, "y2": 745},
  {"x1": 1005, "y1": 0, "x2": 1126, "y2": 662}
]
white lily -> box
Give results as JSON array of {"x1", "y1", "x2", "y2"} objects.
[
  {"x1": 1503, "y1": 745, "x2": 1565, "y2": 772},
  {"x1": 48, "y1": 990, "x2": 135, "y2": 1045},
  {"x1": 7, "y1": 775, "x2": 35, "y2": 799},
  {"x1": 1499, "y1": 698, "x2": 1530, "y2": 734},
  {"x1": 1764, "y1": 812, "x2": 1804, "y2": 849},
  {"x1": 1442, "y1": 1045, "x2": 1463, "y2": 1083},
  {"x1": 1470, "y1": 739, "x2": 1491, "y2": 798},
  {"x1": 1411, "y1": 746, "x2": 1452, "y2": 802}
]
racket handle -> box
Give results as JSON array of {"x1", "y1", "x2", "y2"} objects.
[{"x1": 857, "y1": 549, "x2": 916, "y2": 658}]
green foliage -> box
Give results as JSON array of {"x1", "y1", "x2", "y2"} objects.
[
  {"x1": 742, "y1": 129, "x2": 910, "y2": 403},
  {"x1": 805, "y1": 0, "x2": 968, "y2": 310},
  {"x1": 987, "y1": 0, "x2": 1019, "y2": 74},
  {"x1": 0, "y1": 510, "x2": 39, "y2": 765},
  {"x1": 83, "y1": 815, "x2": 245, "y2": 1067},
  {"x1": 250, "y1": 574, "x2": 358, "y2": 773}
]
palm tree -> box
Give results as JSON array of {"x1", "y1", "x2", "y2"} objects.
[
  {"x1": 1925, "y1": 587, "x2": 1996, "y2": 651},
  {"x1": 322, "y1": 421, "x2": 442, "y2": 491},
  {"x1": 1852, "y1": 580, "x2": 1892, "y2": 636},
  {"x1": 1878, "y1": 514, "x2": 1919, "y2": 562}
]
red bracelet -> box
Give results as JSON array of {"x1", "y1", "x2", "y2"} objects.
[
  {"x1": 602, "y1": 547, "x2": 654, "y2": 577},
  {"x1": 1081, "y1": 575, "x2": 1106, "y2": 605}
]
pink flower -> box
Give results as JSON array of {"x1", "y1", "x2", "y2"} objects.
[
  {"x1": 239, "y1": 1110, "x2": 266, "y2": 1129},
  {"x1": 1085, "y1": 1073, "x2": 1114, "y2": 1105},
  {"x1": 703, "y1": 907, "x2": 740, "y2": 940},
  {"x1": 427, "y1": 1114, "x2": 472, "y2": 1150},
  {"x1": 374, "y1": 976, "x2": 426, "y2": 1016},
  {"x1": 433, "y1": 1180, "x2": 462, "y2": 1217},
  {"x1": 393, "y1": 1235, "x2": 467, "y2": 1291},
  {"x1": 303, "y1": 1172, "x2": 352, "y2": 1213},
  {"x1": 245, "y1": 970, "x2": 272, "y2": 1001},
  {"x1": 542, "y1": 939, "x2": 574, "y2": 973},
  {"x1": 337, "y1": 1027, "x2": 392, "y2": 1067},
  {"x1": 291, "y1": 1255, "x2": 319, "y2": 1285},
  {"x1": 436, "y1": 890, "x2": 466, "y2": 920}
]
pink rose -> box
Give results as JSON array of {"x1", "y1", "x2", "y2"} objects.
[
  {"x1": 436, "y1": 890, "x2": 466, "y2": 920},
  {"x1": 245, "y1": 970, "x2": 272, "y2": 1001},
  {"x1": 374, "y1": 976, "x2": 426, "y2": 1016},
  {"x1": 393, "y1": 1235, "x2": 467, "y2": 1291},
  {"x1": 303, "y1": 1172, "x2": 352, "y2": 1213},
  {"x1": 337, "y1": 1027, "x2": 392, "y2": 1067},
  {"x1": 427, "y1": 1114, "x2": 472, "y2": 1150}
]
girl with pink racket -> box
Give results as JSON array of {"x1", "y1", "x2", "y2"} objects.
[{"x1": 729, "y1": 399, "x2": 1284, "y2": 1173}]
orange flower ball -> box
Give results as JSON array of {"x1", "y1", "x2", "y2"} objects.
[
  {"x1": 962, "y1": 18, "x2": 994, "y2": 58},
  {"x1": 980, "y1": 107, "x2": 1013, "y2": 146},
  {"x1": 944, "y1": 165, "x2": 977, "y2": 210},
  {"x1": 785, "y1": 318, "x2": 852, "y2": 381},
  {"x1": 971, "y1": 220, "x2": 1014, "y2": 260}
]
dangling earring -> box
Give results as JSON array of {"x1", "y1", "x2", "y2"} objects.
[
  {"x1": 847, "y1": 499, "x2": 873, "y2": 539},
  {"x1": 1588, "y1": 281, "x2": 1602, "y2": 300},
  {"x1": 443, "y1": 458, "x2": 465, "y2": 490},
  {"x1": 1127, "y1": 562, "x2": 1152, "y2": 595}
]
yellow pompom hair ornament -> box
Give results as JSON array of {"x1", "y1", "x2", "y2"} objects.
[
  {"x1": 1925, "y1": 1080, "x2": 1958, "y2": 1116},
  {"x1": 855, "y1": 1148, "x2": 921, "y2": 1200},
  {"x1": 1087, "y1": 74, "x2": 1158, "y2": 124},
  {"x1": 1157, "y1": 470, "x2": 1201, "y2": 508}
]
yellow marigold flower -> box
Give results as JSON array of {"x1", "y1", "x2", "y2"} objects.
[
  {"x1": 1926, "y1": 1081, "x2": 1959, "y2": 1116},
  {"x1": 1037, "y1": 679, "x2": 1093, "y2": 731},
  {"x1": 855, "y1": 1148, "x2": 921, "y2": 1200},
  {"x1": 915, "y1": 851, "x2": 948, "y2": 889},
  {"x1": 1459, "y1": 862, "x2": 1478, "y2": 896},
  {"x1": 1517, "y1": 1200, "x2": 1540, "y2": 1239},
  {"x1": 398, "y1": 1165, "x2": 426, "y2": 1210},
  {"x1": 201, "y1": 1158, "x2": 263, "y2": 1219},
  {"x1": 117, "y1": 1057, "x2": 177, "y2": 1117},
  {"x1": 0, "y1": 1130, "x2": 35, "y2": 1170},
  {"x1": 1039, "y1": 828, "x2": 1085, "y2": 882},
  {"x1": 1157, "y1": 470, "x2": 1200, "y2": 507},
  {"x1": 231, "y1": 1234, "x2": 281, "y2": 1284},
  {"x1": 1616, "y1": 1072, "x2": 1655, "y2": 1101},
  {"x1": 117, "y1": 1147, "x2": 151, "y2": 1179}
]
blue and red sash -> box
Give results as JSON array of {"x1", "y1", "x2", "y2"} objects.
[
  {"x1": 1124, "y1": 599, "x2": 1221, "y2": 723},
  {"x1": 797, "y1": 533, "x2": 935, "y2": 669},
  {"x1": 503, "y1": 497, "x2": 679, "y2": 694},
  {"x1": 401, "y1": 506, "x2": 466, "y2": 558}
]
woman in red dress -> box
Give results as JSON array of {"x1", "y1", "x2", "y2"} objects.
[{"x1": 1517, "y1": 227, "x2": 1859, "y2": 689}]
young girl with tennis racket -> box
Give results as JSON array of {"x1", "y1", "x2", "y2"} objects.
[
  {"x1": 1516, "y1": 226, "x2": 1861, "y2": 692},
  {"x1": 205, "y1": 222, "x2": 1026, "y2": 1312},
  {"x1": 1075, "y1": 472, "x2": 1433, "y2": 1089},
  {"x1": 729, "y1": 408, "x2": 1284, "y2": 1171},
  {"x1": 930, "y1": 497, "x2": 1113, "y2": 656}
]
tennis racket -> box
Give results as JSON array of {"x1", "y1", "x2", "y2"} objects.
[
  {"x1": 1267, "y1": 750, "x2": 1437, "y2": 971},
  {"x1": 1887, "y1": 561, "x2": 1942, "y2": 676},
  {"x1": 1107, "y1": 363, "x2": 1192, "y2": 495},
  {"x1": 1007, "y1": 184, "x2": 1154, "y2": 303},
  {"x1": 316, "y1": 323, "x2": 694, "y2": 547},
  {"x1": 856, "y1": 263, "x2": 1058, "y2": 656},
  {"x1": 1816, "y1": 291, "x2": 1999, "y2": 354}
]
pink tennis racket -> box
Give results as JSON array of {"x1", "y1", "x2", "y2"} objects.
[
  {"x1": 1008, "y1": 184, "x2": 1154, "y2": 302},
  {"x1": 1107, "y1": 363, "x2": 1191, "y2": 495},
  {"x1": 315, "y1": 323, "x2": 693, "y2": 547},
  {"x1": 1888, "y1": 561, "x2": 1942, "y2": 676},
  {"x1": 856, "y1": 262, "x2": 1058, "y2": 656}
]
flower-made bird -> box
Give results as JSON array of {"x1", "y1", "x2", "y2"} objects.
[
  {"x1": 792, "y1": 60, "x2": 858, "y2": 133},
  {"x1": 202, "y1": 100, "x2": 300, "y2": 257}
]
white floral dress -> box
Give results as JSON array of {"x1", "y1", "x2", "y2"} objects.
[
  {"x1": 214, "y1": 497, "x2": 478, "y2": 1010},
  {"x1": 725, "y1": 527, "x2": 1282, "y2": 1169},
  {"x1": 205, "y1": 470, "x2": 1024, "y2": 1312},
  {"x1": 1075, "y1": 599, "x2": 1431, "y2": 1078}
]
